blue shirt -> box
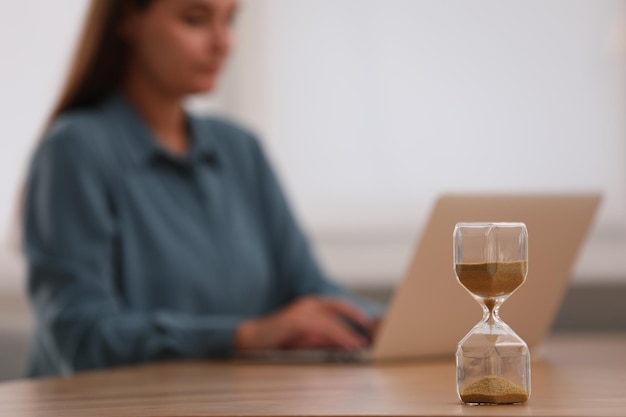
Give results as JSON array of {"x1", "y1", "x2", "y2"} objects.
[{"x1": 23, "y1": 93, "x2": 382, "y2": 377}]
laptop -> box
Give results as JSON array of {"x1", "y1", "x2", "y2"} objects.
[{"x1": 237, "y1": 193, "x2": 601, "y2": 362}]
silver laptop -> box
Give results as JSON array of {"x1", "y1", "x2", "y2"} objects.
[{"x1": 237, "y1": 193, "x2": 601, "y2": 362}]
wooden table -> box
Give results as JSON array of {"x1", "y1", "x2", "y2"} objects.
[{"x1": 0, "y1": 334, "x2": 624, "y2": 417}]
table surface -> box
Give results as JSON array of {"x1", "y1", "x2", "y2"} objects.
[{"x1": 0, "y1": 334, "x2": 624, "y2": 417}]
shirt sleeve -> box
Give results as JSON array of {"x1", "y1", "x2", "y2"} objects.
[
  {"x1": 250, "y1": 137, "x2": 386, "y2": 319},
  {"x1": 24, "y1": 121, "x2": 245, "y2": 375}
]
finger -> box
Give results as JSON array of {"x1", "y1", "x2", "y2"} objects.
[
  {"x1": 281, "y1": 324, "x2": 333, "y2": 349},
  {"x1": 284, "y1": 334, "x2": 332, "y2": 350},
  {"x1": 323, "y1": 299, "x2": 369, "y2": 327},
  {"x1": 318, "y1": 313, "x2": 368, "y2": 351},
  {"x1": 368, "y1": 318, "x2": 383, "y2": 339}
]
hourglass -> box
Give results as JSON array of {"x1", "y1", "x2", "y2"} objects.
[{"x1": 453, "y1": 222, "x2": 530, "y2": 405}]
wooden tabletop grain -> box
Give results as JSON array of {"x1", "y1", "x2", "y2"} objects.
[{"x1": 0, "y1": 334, "x2": 624, "y2": 417}]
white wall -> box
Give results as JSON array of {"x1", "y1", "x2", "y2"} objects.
[
  {"x1": 1, "y1": 0, "x2": 625, "y2": 290},
  {"x1": 219, "y1": 0, "x2": 626, "y2": 285},
  {"x1": 0, "y1": 1, "x2": 91, "y2": 321},
  {"x1": 0, "y1": 0, "x2": 90, "y2": 245}
]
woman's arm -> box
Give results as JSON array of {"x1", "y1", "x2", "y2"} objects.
[
  {"x1": 24, "y1": 121, "x2": 245, "y2": 375},
  {"x1": 230, "y1": 135, "x2": 385, "y2": 350}
]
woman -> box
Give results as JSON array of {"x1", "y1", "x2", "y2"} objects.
[{"x1": 23, "y1": 0, "x2": 382, "y2": 377}]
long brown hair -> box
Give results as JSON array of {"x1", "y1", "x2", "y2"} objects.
[{"x1": 49, "y1": 0, "x2": 153, "y2": 122}]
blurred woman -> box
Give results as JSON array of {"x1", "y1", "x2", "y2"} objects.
[{"x1": 23, "y1": 0, "x2": 382, "y2": 377}]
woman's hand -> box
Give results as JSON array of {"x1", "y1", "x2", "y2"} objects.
[{"x1": 235, "y1": 297, "x2": 373, "y2": 351}]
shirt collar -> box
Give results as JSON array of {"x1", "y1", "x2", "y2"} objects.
[{"x1": 102, "y1": 91, "x2": 219, "y2": 169}]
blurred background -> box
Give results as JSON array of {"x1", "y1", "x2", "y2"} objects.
[{"x1": 0, "y1": 0, "x2": 624, "y2": 380}]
